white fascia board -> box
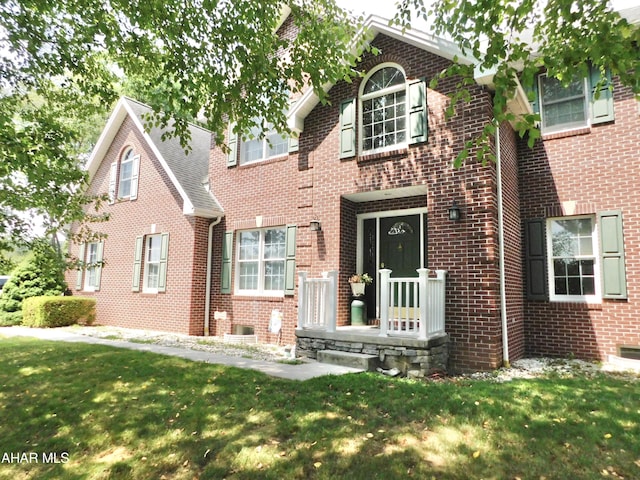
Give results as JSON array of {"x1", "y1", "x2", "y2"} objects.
[
  {"x1": 85, "y1": 97, "x2": 129, "y2": 183},
  {"x1": 187, "y1": 206, "x2": 226, "y2": 219},
  {"x1": 123, "y1": 102, "x2": 195, "y2": 216}
]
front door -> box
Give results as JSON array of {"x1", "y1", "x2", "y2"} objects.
[
  {"x1": 380, "y1": 215, "x2": 421, "y2": 278},
  {"x1": 360, "y1": 212, "x2": 426, "y2": 319}
]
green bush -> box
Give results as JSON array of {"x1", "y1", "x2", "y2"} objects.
[
  {"x1": 0, "y1": 242, "x2": 67, "y2": 324},
  {"x1": 22, "y1": 296, "x2": 96, "y2": 328},
  {"x1": 0, "y1": 311, "x2": 24, "y2": 326}
]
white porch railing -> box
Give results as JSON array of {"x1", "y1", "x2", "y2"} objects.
[
  {"x1": 297, "y1": 268, "x2": 446, "y2": 340},
  {"x1": 297, "y1": 271, "x2": 338, "y2": 332},
  {"x1": 379, "y1": 268, "x2": 446, "y2": 340}
]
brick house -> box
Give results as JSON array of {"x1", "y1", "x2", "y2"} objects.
[
  {"x1": 70, "y1": 13, "x2": 640, "y2": 372},
  {"x1": 69, "y1": 97, "x2": 223, "y2": 335}
]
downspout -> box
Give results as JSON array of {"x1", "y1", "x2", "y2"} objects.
[
  {"x1": 495, "y1": 122, "x2": 510, "y2": 368},
  {"x1": 204, "y1": 216, "x2": 222, "y2": 336}
]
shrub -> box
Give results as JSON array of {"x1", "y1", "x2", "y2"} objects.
[
  {"x1": 0, "y1": 242, "x2": 67, "y2": 324},
  {"x1": 0, "y1": 311, "x2": 24, "y2": 326},
  {"x1": 22, "y1": 296, "x2": 96, "y2": 328}
]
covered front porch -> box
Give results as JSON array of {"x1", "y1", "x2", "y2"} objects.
[{"x1": 295, "y1": 269, "x2": 449, "y2": 375}]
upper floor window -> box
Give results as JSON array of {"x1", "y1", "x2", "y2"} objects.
[
  {"x1": 361, "y1": 66, "x2": 407, "y2": 152},
  {"x1": 532, "y1": 65, "x2": 614, "y2": 134},
  {"x1": 109, "y1": 148, "x2": 140, "y2": 204},
  {"x1": 240, "y1": 120, "x2": 288, "y2": 165},
  {"x1": 339, "y1": 63, "x2": 427, "y2": 158},
  {"x1": 227, "y1": 118, "x2": 293, "y2": 168}
]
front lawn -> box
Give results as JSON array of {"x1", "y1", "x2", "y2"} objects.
[{"x1": 0, "y1": 337, "x2": 638, "y2": 479}]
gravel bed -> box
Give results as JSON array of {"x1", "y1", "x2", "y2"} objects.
[
  {"x1": 61, "y1": 325, "x2": 640, "y2": 381},
  {"x1": 62, "y1": 325, "x2": 294, "y2": 363}
]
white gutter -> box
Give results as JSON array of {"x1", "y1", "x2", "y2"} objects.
[
  {"x1": 204, "y1": 216, "x2": 223, "y2": 336},
  {"x1": 495, "y1": 123, "x2": 510, "y2": 368}
]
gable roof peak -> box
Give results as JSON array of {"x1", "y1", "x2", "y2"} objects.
[{"x1": 86, "y1": 97, "x2": 224, "y2": 219}]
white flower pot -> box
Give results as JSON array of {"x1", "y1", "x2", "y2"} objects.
[{"x1": 350, "y1": 282, "x2": 365, "y2": 297}]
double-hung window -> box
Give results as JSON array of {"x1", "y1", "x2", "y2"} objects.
[
  {"x1": 144, "y1": 235, "x2": 162, "y2": 291},
  {"x1": 539, "y1": 74, "x2": 588, "y2": 133},
  {"x1": 237, "y1": 227, "x2": 286, "y2": 295},
  {"x1": 547, "y1": 216, "x2": 599, "y2": 301},
  {"x1": 531, "y1": 65, "x2": 615, "y2": 134},
  {"x1": 109, "y1": 148, "x2": 140, "y2": 203},
  {"x1": 240, "y1": 121, "x2": 288, "y2": 165},
  {"x1": 132, "y1": 233, "x2": 169, "y2": 293},
  {"x1": 75, "y1": 241, "x2": 104, "y2": 292},
  {"x1": 525, "y1": 211, "x2": 627, "y2": 302},
  {"x1": 85, "y1": 242, "x2": 101, "y2": 290}
]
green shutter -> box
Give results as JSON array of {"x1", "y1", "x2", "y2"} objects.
[
  {"x1": 589, "y1": 65, "x2": 614, "y2": 124},
  {"x1": 108, "y1": 162, "x2": 117, "y2": 204},
  {"x1": 598, "y1": 210, "x2": 627, "y2": 299},
  {"x1": 339, "y1": 98, "x2": 356, "y2": 158},
  {"x1": 284, "y1": 225, "x2": 297, "y2": 296},
  {"x1": 221, "y1": 231, "x2": 233, "y2": 294},
  {"x1": 408, "y1": 78, "x2": 427, "y2": 144},
  {"x1": 157, "y1": 233, "x2": 169, "y2": 293},
  {"x1": 75, "y1": 243, "x2": 86, "y2": 291},
  {"x1": 526, "y1": 76, "x2": 540, "y2": 116},
  {"x1": 129, "y1": 155, "x2": 140, "y2": 200},
  {"x1": 132, "y1": 235, "x2": 143, "y2": 292},
  {"x1": 227, "y1": 122, "x2": 238, "y2": 167},
  {"x1": 94, "y1": 241, "x2": 104, "y2": 291},
  {"x1": 525, "y1": 219, "x2": 547, "y2": 300},
  {"x1": 288, "y1": 133, "x2": 299, "y2": 153}
]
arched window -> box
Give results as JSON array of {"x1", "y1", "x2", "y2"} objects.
[
  {"x1": 339, "y1": 63, "x2": 427, "y2": 158},
  {"x1": 361, "y1": 66, "x2": 408, "y2": 151},
  {"x1": 108, "y1": 148, "x2": 140, "y2": 203}
]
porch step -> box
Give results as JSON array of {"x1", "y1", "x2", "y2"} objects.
[{"x1": 317, "y1": 350, "x2": 378, "y2": 371}]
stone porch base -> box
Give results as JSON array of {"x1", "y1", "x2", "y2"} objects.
[{"x1": 295, "y1": 326, "x2": 449, "y2": 377}]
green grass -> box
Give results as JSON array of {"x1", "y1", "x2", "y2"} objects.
[{"x1": 0, "y1": 337, "x2": 638, "y2": 480}]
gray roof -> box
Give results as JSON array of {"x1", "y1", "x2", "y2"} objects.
[{"x1": 123, "y1": 98, "x2": 224, "y2": 218}]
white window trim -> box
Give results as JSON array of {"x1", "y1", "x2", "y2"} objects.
[
  {"x1": 143, "y1": 234, "x2": 161, "y2": 294},
  {"x1": 358, "y1": 62, "x2": 409, "y2": 156},
  {"x1": 546, "y1": 215, "x2": 601, "y2": 303},
  {"x1": 118, "y1": 150, "x2": 135, "y2": 199},
  {"x1": 83, "y1": 242, "x2": 100, "y2": 292},
  {"x1": 538, "y1": 74, "x2": 590, "y2": 135},
  {"x1": 239, "y1": 124, "x2": 288, "y2": 166},
  {"x1": 234, "y1": 227, "x2": 286, "y2": 297}
]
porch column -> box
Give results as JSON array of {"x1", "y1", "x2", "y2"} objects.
[
  {"x1": 326, "y1": 270, "x2": 338, "y2": 332},
  {"x1": 417, "y1": 268, "x2": 429, "y2": 340},
  {"x1": 379, "y1": 268, "x2": 392, "y2": 337},
  {"x1": 297, "y1": 271, "x2": 307, "y2": 329}
]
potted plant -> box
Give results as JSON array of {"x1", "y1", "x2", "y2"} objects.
[{"x1": 348, "y1": 273, "x2": 373, "y2": 297}]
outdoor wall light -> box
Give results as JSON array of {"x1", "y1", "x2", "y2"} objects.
[
  {"x1": 310, "y1": 220, "x2": 322, "y2": 231},
  {"x1": 448, "y1": 201, "x2": 462, "y2": 221}
]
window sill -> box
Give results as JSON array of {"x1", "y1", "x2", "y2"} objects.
[
  {"x1": 238, "y1": 154, "x2": 288, "y2": 169},
  {"x1": 541, "y1": 126, "x2": 590, "y2": 141},
  {"x1": 548, "y1": 299, "x2": 603, "y2": 310},
  {"x1": 357, "y1": 146, "x2": 409, "y2": 163},
  {"x1": 233, "y1": 293, "x2": 285, "y2": 301}
]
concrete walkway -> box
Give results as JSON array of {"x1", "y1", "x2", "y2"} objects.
[{"x1": 0, "y1": 326, "x2": 364, "y2": 381}]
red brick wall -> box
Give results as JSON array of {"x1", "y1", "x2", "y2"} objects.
[
  {"x1": 209, "y1": 33, "x2": 510, "y2": 370},
  {"x1": 67, "y1": 117, "x2": 211, "y2": 335},
  {"x1": 519, "y1": 78, "x2": 640, "y2": 360},
  {"x1": 499, "y1": 122, "x2": 526, "y2": 362}
]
